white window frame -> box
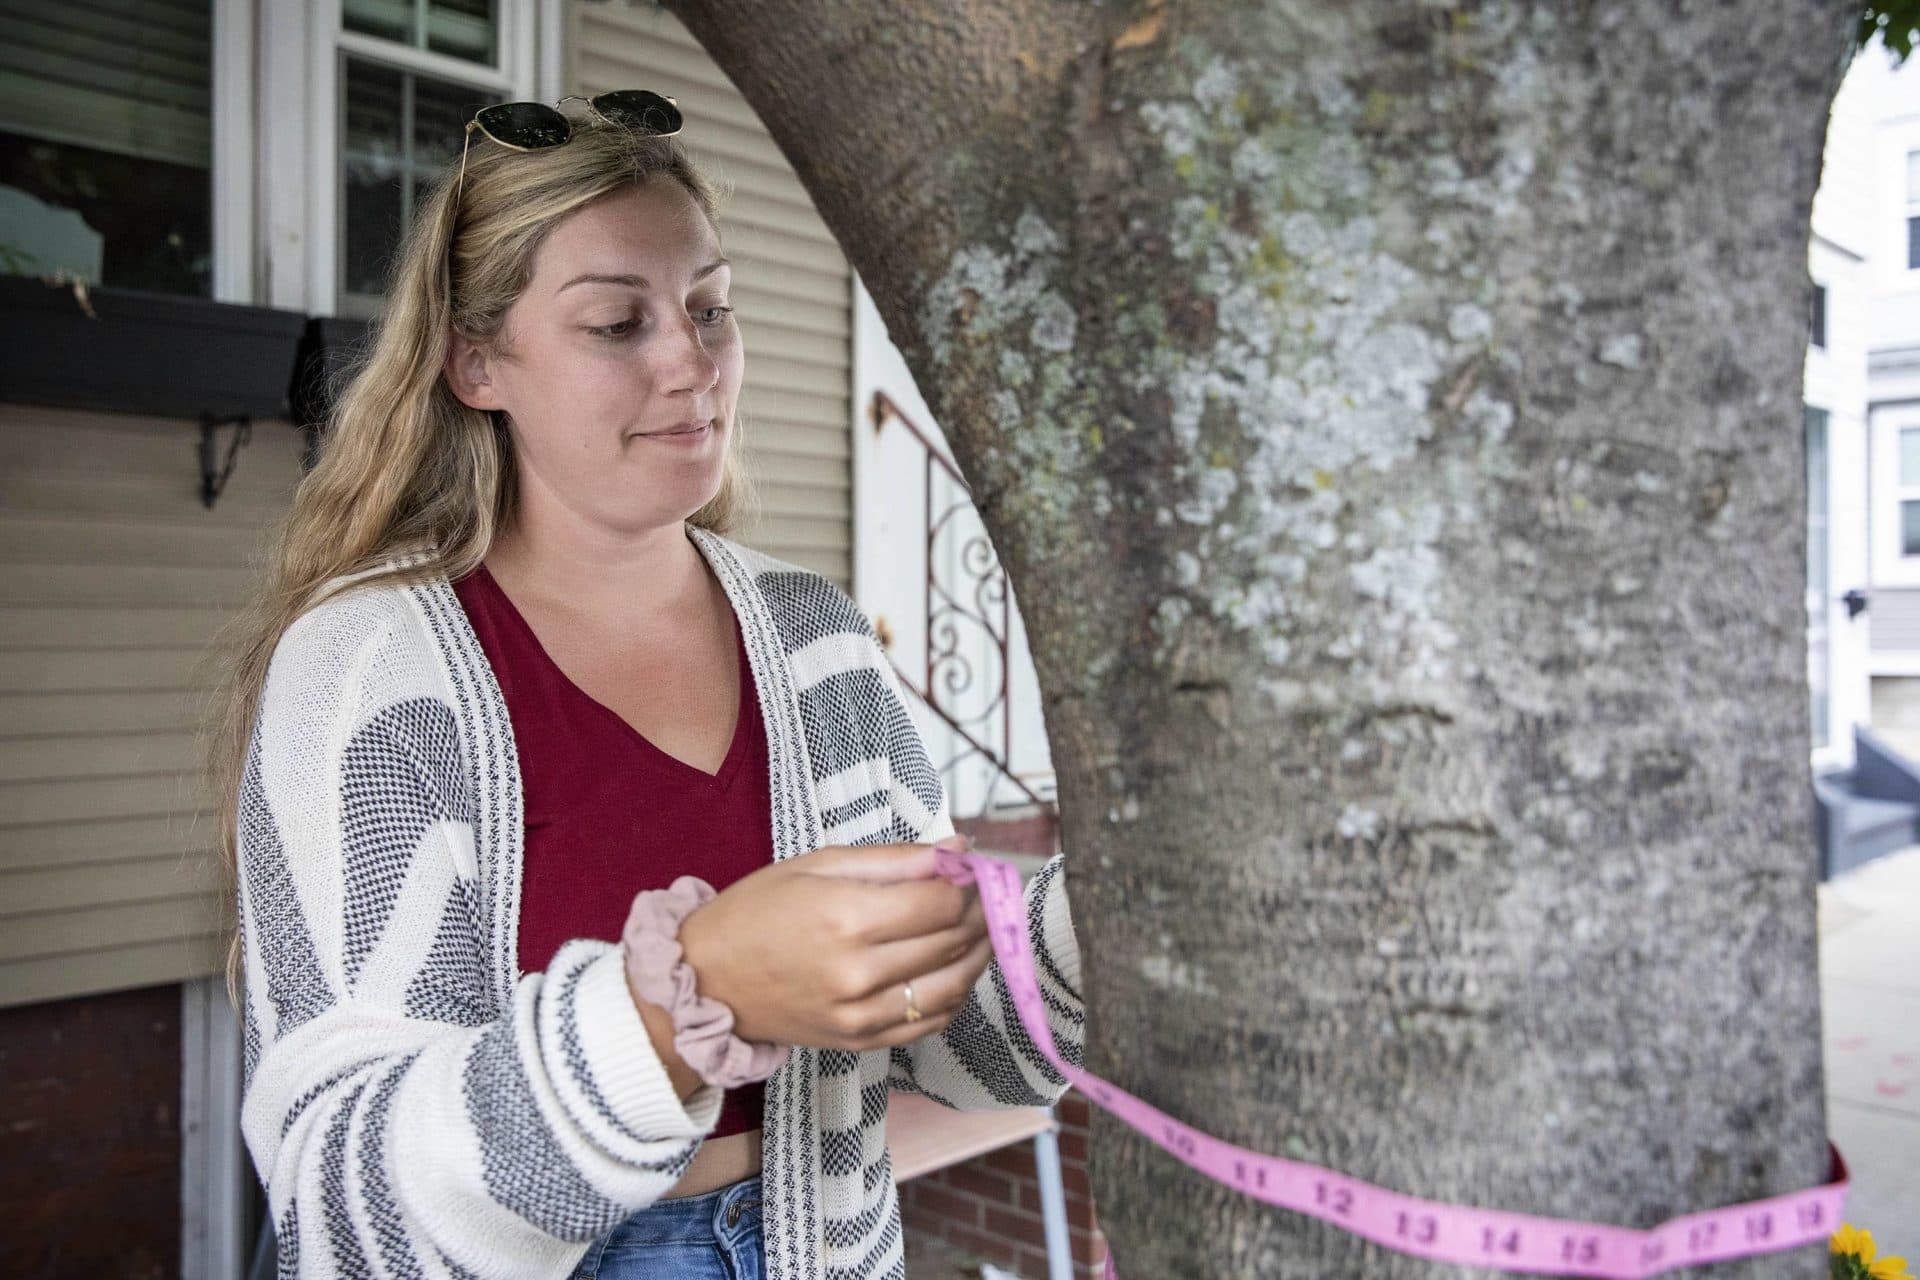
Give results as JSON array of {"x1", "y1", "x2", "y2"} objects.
[
  {"x1": 212, "y1": 0, "x2": 256, "y2": 304},
  {"x1": 260, "y1": 0, "x2": 549, "y2": 318}
]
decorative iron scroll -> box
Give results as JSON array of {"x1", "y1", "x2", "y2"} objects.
[{"x1": 871, "y1": 390, "x2": 1050, "y2": 814}]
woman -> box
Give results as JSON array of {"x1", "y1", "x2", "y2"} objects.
[{"x1": 204, "y1": 94, "x2": 1087, "y2": 1279}]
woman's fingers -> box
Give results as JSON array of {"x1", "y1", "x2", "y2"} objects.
[
  {"x1": 796, "y1": 841, "x2": 939, "y2": 883},
  {"x1": 859, "y1": 904, "x2": 987, "y2": 990},
  {"x1": 834, "y1": 876, "x2": 980, "y2": 945},
  {"x1": 845, "y1": 932, "x2": 994, "y2": 1040},
  {"x1": 777, "y1": 838, "x2": 993, "y2": 1052}
]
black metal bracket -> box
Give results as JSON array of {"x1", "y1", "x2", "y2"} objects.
[
  {"x1": 1843, "y1": 587, "x2": 1869, "y2": 620},
  {"x1": 199, "y1": 411, "x2": 253, "y2": 508}
]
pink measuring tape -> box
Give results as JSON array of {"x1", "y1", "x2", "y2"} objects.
[{"x1": 928, "y1": 847, "x2": 1851, "y2": 1278}]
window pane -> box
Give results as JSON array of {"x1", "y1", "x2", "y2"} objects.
[
  {"x1": 344, "y1": 0, "x2": 497, "y2": 67},
  {"x1": 1903, "y1": 500, "x2": 1920, "y2": 557},
  {"x1": 1910, "y1": 214, "x2": 1920, "y2": 271},
  {"x1": 1909, "y1": 148, "x2": 1920, "y2": 204},
  {"x1": 341, "y1": 58, "x2": 494, "y2": 300},
  {"x1": 413, "y1": 82, "x2": 476, "y2": 164},
  {"x1": 1810, "y1": 283, "x2": 1826, "y2": 349},
  {"x1": 1902, "y1": 428, "x2": 1920, "y2": 487},
  {"x1": 0, "y1": 0, "x2": 213, "y2": 296}
]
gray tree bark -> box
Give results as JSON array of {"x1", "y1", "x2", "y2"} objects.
[{"x1": 663, "y1": 2, "x2": 1860, "y2": 1274}]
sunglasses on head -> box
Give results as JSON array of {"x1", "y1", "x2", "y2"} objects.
[{"x1": 453, "y1": 89, "x2": 683, "y2": 209}]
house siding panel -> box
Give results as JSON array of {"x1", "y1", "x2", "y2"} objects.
[
  {"x1": 0, "y1": 402, "x2": 303, "y2": 1008},
  {"x1": 1870, "y1": 587, "x2": 1920, "y2": 652}
]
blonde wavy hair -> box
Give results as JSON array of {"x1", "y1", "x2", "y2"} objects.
[{"x1": 197, "y1": 111, "x2": 759, "y2": 1006}]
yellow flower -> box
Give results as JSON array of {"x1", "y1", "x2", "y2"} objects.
[
  {"x1": 1834, "y1": 1225, "x2": 1877, "y2": 1259},
  {"x1": 1831, "y1": 1224, "x2": 1914, "y2": 1280}
]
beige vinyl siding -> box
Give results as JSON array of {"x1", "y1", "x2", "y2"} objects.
[
  {"x1": 571, "y1": 1, "x2": 854, "y2": 588},
  {"x1": 0, "y1": 404, "x2": 305, "y2": 1007}
]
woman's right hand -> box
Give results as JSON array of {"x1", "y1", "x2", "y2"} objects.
[{"x1": 673, "y1": 839, "x2": 991, "y2": 1052}]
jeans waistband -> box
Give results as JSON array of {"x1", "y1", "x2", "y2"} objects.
[{"x1": 611, "y1": 1173, "x2": 763, "y2": 1245}]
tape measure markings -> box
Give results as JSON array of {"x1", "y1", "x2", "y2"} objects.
[{"x1": 928, "y1": 848, "x2": 1850, "y2": 1280}]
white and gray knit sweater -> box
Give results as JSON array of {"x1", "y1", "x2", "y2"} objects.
[{"x1": 236, "y1": 524, "x2": 1087, "y2": 1280}]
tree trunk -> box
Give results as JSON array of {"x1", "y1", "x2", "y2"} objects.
[{"x1": 665, "y1": 2, "x2": 1859, "y2": 1273}]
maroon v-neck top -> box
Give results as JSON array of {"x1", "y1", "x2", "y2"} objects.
[{"x1": 451, "y1": 561, "x2": 771, "y2": 1139}]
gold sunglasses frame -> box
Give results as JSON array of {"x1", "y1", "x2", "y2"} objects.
[{"x1": 452, "y1": 91, "x2": 682, "y2": 212}]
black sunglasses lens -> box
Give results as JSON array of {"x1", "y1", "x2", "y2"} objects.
[
  {"x1": 475, "y1": 101, "x2": 571, "y2": 148},
  {"x1": 592, "y1": 90, "x2": 682, "y2": 135}
]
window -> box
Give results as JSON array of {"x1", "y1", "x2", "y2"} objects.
[
  {"x1": 0, "y1": 0, "x2": 214, "y2": 296},
  {"x1": 1872, "y1": 416, "x2": 1920, "y2": 588},
  {"x1": 1810, "y1": 282, "x2": 1826, "y2": 349},
  {"x1": 339, "y1": 59, "x2": 493, "y2": 310},
  {"x1": 345, "y1": 0, "x2": 497, "y2": 66},
  {"x1": 1900, "y1": 427, "x2": 1920, "y2": 555},
  {"x1": 1807, "y1": 406, "x2": 1830, "y2": 751},
  {"x1": 331, "y1": 0, "x2": 514, "y2": 317},
  {"x1": 1909, "y1": 149, "x2": 1920, "y2": 270}
]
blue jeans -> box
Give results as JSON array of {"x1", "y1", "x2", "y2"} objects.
[{"x1": 570, "y1": 1174, "x2": 764, "y2": 1280}]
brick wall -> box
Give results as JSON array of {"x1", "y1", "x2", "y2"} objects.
[
  {"x1": 0, "y1": 982, "x2": 182, "y2": 1279},
  {"x1": 900, "y1": 1090, "x2": 1108, "y2": 1280}
]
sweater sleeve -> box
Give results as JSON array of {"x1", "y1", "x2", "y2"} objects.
[
  {"x1": 838, "y1": 599, "x2": 1089, "y2": 1109},
  {"x1": 885, "y1": 789, "x2": 1088, "y2": 1109},
  {"x1": 236, "y1": 606, "x2": 724, "y2": 1279}
]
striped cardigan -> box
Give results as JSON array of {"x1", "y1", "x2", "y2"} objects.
[{"x1": 236, "y1": 524, "x2": 1087, "y2": 1279}]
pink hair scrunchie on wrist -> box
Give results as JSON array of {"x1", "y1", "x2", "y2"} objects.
[{"x1": 621, "y1": 874, "x2": 790, "y2": 1089}]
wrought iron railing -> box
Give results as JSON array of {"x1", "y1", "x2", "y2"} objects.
[{"x1": 868, "y1": 390, "x2": 1055, "y2": 816}]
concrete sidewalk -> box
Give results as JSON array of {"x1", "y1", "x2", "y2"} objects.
[{"x1": 1820, "y1": 845, "x2": 1920, "y2": 1261}]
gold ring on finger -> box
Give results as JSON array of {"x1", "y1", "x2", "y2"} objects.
[{"x1": 902, "y1": 980, "x2": 923, "y2": 1022}]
